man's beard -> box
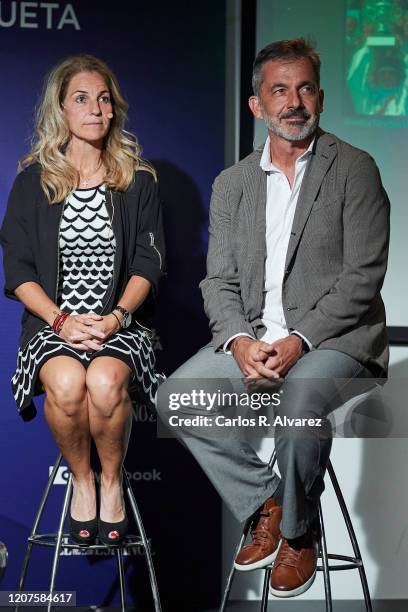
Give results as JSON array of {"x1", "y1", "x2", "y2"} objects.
[{"x1": 261, "y1": 108, "x2": 319, "y2": 141}]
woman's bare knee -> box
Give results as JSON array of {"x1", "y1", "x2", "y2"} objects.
[
  {"x1": 40, "y1": 357, "x2": 87, "y2": 417},
  {"x1": 86, "y1": 358, "x2": 131, "y2": 418}
]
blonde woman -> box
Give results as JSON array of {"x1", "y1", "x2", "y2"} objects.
[{"x1": 0, "y1": 55, "x2": 165, "y2": 546}]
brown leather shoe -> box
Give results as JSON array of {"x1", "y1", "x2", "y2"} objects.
[
  {"x1": 270, "y1": 532, "x2": 319, "y2": 597},
  {"x1": 234, "y1": 498, "x2": 282, "y2": 571}
]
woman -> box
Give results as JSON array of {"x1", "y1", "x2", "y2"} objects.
[{"x1": 0, "y1": 55, "x2": 165, "y2": 546}]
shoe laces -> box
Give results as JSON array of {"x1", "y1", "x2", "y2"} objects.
[
  {"x1": 251, "y1": 529, "x2": 270, "y2": 545},
  {"x1": 276, "y1": 539, "x2": 302, "y2": 568},
  {"x1": 250, "y1": 508, "x2": 278, "y2": 544}
]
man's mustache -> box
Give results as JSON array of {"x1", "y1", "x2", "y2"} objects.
[{"x1": 279, "y1": 110, "x2": 311, "y2": 120}]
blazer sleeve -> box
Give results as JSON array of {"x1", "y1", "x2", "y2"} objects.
[
  {"x1": 127, "y1": 172, "x2": 165, "y2": 298},
  {"x1": 295, "y1": 152, "x2": 390, "y2": 346},
  {"x1": 0, "y1": 172, "x2": 39, "y2": 301},
  {"x1": 200, "y1": 173, "x2": 255, "y2": 351}
]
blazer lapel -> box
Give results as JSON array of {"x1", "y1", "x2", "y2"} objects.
[{"x1": 284, "y1": 132, "x2": 337, "y2": 270}]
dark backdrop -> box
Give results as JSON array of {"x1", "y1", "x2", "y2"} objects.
[{"x1": 0, "y1": 1, "x2": 226, "y2": 609}]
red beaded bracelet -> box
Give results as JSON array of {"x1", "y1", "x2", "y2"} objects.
[
  {"x1": 52, "y1": 312, "x2": 64, "y2": 331},
  {"x1": 52, "y1": 311, "x2": 69, "y2": 335}
]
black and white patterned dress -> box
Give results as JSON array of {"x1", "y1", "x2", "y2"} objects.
[{"x1": 12, "y1": 184, "x2": 163, "y2": 413}]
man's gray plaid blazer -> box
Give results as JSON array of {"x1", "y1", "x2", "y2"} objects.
[{"x1": 200, "y1": 129, "x2": 390, "y2": 375}]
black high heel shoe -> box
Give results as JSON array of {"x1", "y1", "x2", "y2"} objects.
[
  {"x1": 98, "y1": 514, "x2": 128, "y2": 546},
  {"x1": 68, "y1": 513, "x2": 98, "y2": 546}
]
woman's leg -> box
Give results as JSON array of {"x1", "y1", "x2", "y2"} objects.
[
  {"x1": 86, "y1": 356, "x2": 132, "y2": 522},
  {"x1": 39, "y1": 356, "x2": 95, "y2": 521}
]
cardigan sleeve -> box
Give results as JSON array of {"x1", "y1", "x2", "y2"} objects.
[
  {"x1": 127, "y1": 171, "x2": 165, "y2": 298},
  {"x1": 0, "y1": 172, "x2": 39, "y2": 301}
]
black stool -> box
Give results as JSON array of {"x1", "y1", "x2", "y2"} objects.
[
  {"x1": 18, "y1": 453, "x2": 162, "y2": 612},
  {"x1": 220, "y1": 450, "x2": 372, "y2": 612}
]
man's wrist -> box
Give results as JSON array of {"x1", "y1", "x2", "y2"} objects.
[
  {"x1": 223, "y1": 332, "x2": 254, "y2": 354},
  {"x1": 230, "y1": 336, "x2": 253, "y2": 356},
  {"x1": 290, "y1": 332, "x2": 310, "y2": 354}
]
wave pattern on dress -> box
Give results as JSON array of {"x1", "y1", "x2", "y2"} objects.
[
  {"x1": 12, "y1": 324, "x2": 162, "y2": 409},
  {"x1": 58, "y1": 185, "x2": 116, "y2": 314}
]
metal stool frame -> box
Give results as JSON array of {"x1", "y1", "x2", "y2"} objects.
[
  {"x1": 220, "y1": 450, "x2": 372, "y2": 612},
  {"x1": 17, "y1": 453, "x2": 162, "y2": 612}
]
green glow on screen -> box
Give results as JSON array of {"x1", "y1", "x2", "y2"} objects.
[
  {"x1": 255, "y1": 0, "x2": 408, "y2": 326},
  {"x1": 346, "y1": 0, "x2": 408, "y2": 119}
]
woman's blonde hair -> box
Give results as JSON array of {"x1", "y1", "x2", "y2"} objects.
[{"x1": 20, "y1": 54, "x2": 155, "y2": 203}]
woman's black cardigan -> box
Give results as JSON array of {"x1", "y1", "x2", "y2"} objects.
[{"x1": 0, "y1": 163, "x2": 165, "y2": 417}]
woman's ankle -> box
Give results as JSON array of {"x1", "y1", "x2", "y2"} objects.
[
  {"x1": 99, "y1": 472, "x2": 125, "y2": 521},
  {"x1": 100, "y1": 471, "x2": 122, "y2": 489},
  {"x1": 72, "y1": 469, "x2": 94, "y2": 486}
]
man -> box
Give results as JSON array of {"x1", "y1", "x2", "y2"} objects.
[{"x1": 157, "y1": 38, "x2": 389, "y2": 597}]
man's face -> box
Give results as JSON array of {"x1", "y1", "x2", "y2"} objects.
[{"x1": 249, "y1": 57, "x2": 324, "y2": 142}]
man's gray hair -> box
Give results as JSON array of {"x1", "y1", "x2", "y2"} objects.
[{"x1": 252, "y1": 38, "x2": 321, "y2": 96}]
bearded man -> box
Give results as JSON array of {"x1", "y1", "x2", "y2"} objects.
[{"x1": 157, "y1": 38, "x2": 389, "y2": 597}]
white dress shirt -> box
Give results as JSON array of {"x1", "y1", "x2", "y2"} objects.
[{"x1": 224, "y1": 136, "x2": 314, "y2": 353}]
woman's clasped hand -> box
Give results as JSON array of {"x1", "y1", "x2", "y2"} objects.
[{"x1": 59, "y1": 313, "x2": 121, "y2": 351}]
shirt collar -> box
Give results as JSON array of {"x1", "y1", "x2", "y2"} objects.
[{"x1": 260, "y1": 136, "x2": 315, "y2": 173}]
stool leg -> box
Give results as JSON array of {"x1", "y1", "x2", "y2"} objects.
[
  {"x1": 267, "y1": 449, "x2": 276, "y2": 470},
  {"x1": 219, "y1": 517, "x2": 252, "y2": 612},
  {"x1": 260, "y1": 567, "x2": 271, "y2": 612},
  {"x1": 327, "y1": 462, "x2": 373, "y2": 612},
  {"x1": 318, "y1": 501, "x2": 332, "y2": 612},
  {"x1": 122, "y1": 468, "x2": 162, "y2": 612},
  {"x1": 219, "y1": 448, "x2": 276, "y2": 612},
  {"x1": 116, "y1": 548, "x2": 126, "y2": 611},
  {"x1": 18, "y1": 454, "x2": 63, "y2": 593},
  {"x1": 47, "y1": 474, "x2": 72, "y2": 612}
]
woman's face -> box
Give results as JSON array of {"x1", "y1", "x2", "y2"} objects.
[{"x1": 62, "y1": 71, "x2": 113, "y2": 144}]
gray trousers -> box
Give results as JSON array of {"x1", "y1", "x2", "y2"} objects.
[{"x1": 156, "y1": 346, "x2": 373, "y2": 539}]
